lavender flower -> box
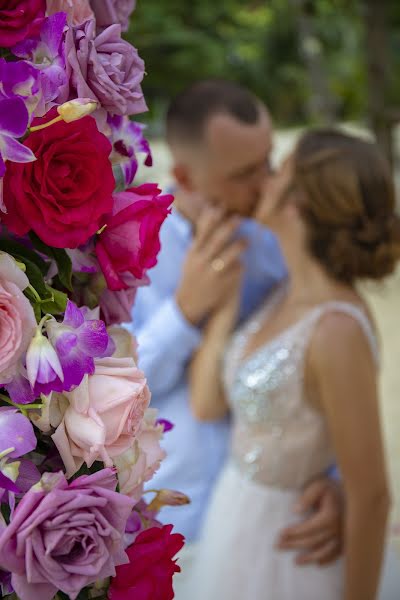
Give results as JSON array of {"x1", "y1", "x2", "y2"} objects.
[
  {"x1": 12, "y1": 12, "x2": 68, "y2": 112},
  {"x1": 108, "y1": 115, "x2": 152, "y2": 187},
  {"x1": 45, "y1": 300, "x2": 111, "y2": 390},
  {"x1": 91, "y1": 0, "x2": 136, "y2": 32},
  {"x1": 64, "y1": 19, "x2": 147, "y2": 129},
  {"x1": 0, "y1": 406, "x2": 37, "y2": 499},
  {"x1": 0, "y1": 407, "x2": 37, "y2": 459}
]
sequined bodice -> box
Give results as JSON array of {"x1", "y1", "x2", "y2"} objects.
[{"x1": 223, "y1": 286, "x2": 378, "y2": 490}]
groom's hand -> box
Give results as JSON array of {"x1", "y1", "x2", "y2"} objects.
[{"x1": 276, "y1": 477, "x2": 344, "y2": 566}]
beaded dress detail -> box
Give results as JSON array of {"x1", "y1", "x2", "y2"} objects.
[{"x1": 224, "y1": 284, "x2": 379, "y2": 489}]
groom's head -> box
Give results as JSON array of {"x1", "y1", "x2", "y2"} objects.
[{"x1": 166, "y1": 79, "x2": 272, "y2": 217}]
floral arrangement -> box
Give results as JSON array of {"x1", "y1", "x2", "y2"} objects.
[{"x1": 0, "y1": 1, "x2": 187, "y2": 599}]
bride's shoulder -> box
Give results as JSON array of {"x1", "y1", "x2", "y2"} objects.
[{"x1": 308, "y1": 303, "x2": 378, "y2": 374}]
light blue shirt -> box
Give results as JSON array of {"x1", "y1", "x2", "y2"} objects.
[{"x1": 128, "y1": 210, "x2": 287, "y2": 541}]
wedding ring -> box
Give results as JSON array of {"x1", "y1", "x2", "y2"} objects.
[{"x1": 211, "y1": 257, "x2": 225, "y2": 272}]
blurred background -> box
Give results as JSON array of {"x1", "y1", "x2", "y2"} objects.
[{"x1": 127, "y1": 0, "x2": 400, "y2": 548}]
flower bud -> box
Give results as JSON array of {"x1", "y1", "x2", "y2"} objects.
[{"x1": 57, "y1": 98, "x2": 98, "y2": 123}]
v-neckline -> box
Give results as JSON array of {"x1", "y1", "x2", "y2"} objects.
[{"x1": 238, "y1": 285, "x2": 369, "y2": 369}]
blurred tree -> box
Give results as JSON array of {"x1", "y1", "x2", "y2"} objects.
[{"x1": 127, "y1": 0, "x2": 400, "y2": 162}]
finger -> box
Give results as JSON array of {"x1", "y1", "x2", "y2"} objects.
[
  {"x1": 278, "y1": 511, "x2": 337, "y2": 543},
  {"x1": 295, "y1": 541, "x2": 342, "y2": 566},
  {"x1": 217, "y1": 239, "x2": 247, "y2": 271},
  {"x1": 194, "y1": 207, "x2": 225, "y2": 249},
  {"x1": 204, "y1": 218, "x2": 241, "y2": 260},
  {"x1": 294, "y1": 479, "x2": 329, "y2": 514},
  {"x1": 277, "y1": 527, "x2": 336, "y2": 551}
]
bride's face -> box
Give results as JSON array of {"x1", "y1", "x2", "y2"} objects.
[
  {"x1": 255, "y1": 155, "x2": 295, "y2": 229},
  {"x1": 255, "y1": 155, "x2": 307, "y2": 252}
]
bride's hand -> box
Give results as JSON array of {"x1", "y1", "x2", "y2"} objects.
[{"x1": 204, "y1": 264, "x2": 243, "y2": 340}]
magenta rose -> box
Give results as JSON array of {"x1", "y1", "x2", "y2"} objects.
[
  {"x1": 91, "y1": 0, "x2": 136, "y2": 32},
  {"x1": 64, "y1": 19, "x2": 147, "y2": 125},
  {"x1": 2, "y1": 111, "x2": 115, "y2": 248},
  {"x1": 96, "y1": 184, "x2": 173, "y2": 291},
  {"x1": 0, "y1": 469, "x2": 134, "y2": 600},
  {"x1": 109, "y1": 525, "x2": 185, "y2": 600},
  {"x1": 0, "y1": 252, "x2": 36, "y2": 385},
  {"x1": 0, "y1": 0, "x2": 45, "y2": 48}
]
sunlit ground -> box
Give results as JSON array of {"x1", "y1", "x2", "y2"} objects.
[{"x1": 138, "y1": 126, "x2": 400, "y2": 551}]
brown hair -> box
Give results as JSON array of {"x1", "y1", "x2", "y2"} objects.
[
  {"x1": 166, "y1": 79, "x2": 261, "y2": 146},
  {"x1": 291, "y1": 129, "x2": 400, "y2": 283}
]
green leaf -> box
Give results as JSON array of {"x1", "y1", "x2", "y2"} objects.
[
  {"x1": 0, "y1": 239, "x2": 48, "y2": 274},
  {"x1": 29, "y1": 233, "x2": 73, "y2": 291},
  {"x1": 40, "y1": 286, "x2": 68, "y2": 315},
  {"x1": 20, "y1": 256, "x2": 50, "y2": 299}
]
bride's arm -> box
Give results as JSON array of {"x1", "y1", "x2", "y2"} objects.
[
  {"x1": 309, "y1": 313, "x2": 390, "y2": 600},
  {"x1": 190, "y1": 278, "x2": 241, "y2": 421}
]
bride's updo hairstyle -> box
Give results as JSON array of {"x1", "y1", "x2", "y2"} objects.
[{"x1": 291, "y1": 129, "x2": 400, "y2": 283}]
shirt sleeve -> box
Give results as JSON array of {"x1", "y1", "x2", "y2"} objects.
[{"x1": 132, "y1": 296, "x2": 203, "y2": 397}]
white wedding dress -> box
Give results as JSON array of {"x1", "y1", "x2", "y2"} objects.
[{"x1": 190, "y1": 286, "x2": 399, "y2": 600}]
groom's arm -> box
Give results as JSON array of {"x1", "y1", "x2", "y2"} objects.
[{"x1": 129, "y1": 291, "x2": 203, "y2": 397}]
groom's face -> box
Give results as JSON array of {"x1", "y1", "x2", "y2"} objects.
[{"x1": 176, "y1": 106, "x2": 273, "y2": 218}]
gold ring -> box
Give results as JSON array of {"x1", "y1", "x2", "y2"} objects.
[{"x1": 211, "y1": 257, "x2": 225, "y2": 272}]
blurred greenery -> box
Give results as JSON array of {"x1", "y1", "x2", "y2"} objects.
[{"x1": 127, "y1": 0, "x2": 400, "y2": 145}]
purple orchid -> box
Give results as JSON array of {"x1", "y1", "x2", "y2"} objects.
[
  {"x1": 4, "y1": 366, "x2": 36, "y2": 405},
  {"x1": 0, "y1": 58, "x2": 43, "y2": 119},
  {"x1": 0, "y1": 98, "x2": 36, "y2": 190},
  {"x1": 45, "y1": 300, "x2": 112, "y2": 390},
  {"x1": 156, "y1": 418, "x2": 174, "y2": 433},
  {"x1": 108, "y1": 114, "x2": 152, "y2": 187},
  {"x1": 66, "y1": 246, "x2": 99, "y2": 274},
  {"x1": 12, "y1": 12, "x2": 68, "y2": 112}
]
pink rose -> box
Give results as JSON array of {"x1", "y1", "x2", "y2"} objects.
[
  {"x1": 52, "y1": 356, "x2": 150, "y2": 477},
  {"x1": 108, "y1": 326, "x2": 139, "y2": 362},
  {"x1": 96, "y1": 184, "x2": 173, "y2": 291},
  {"x1": 0, "y1": 469, "x2": 134, "y2": 600},
  {"x1": 115, "y1": 409, "x2": 166, "y2": 503},
  {"x1": 0, "y1": 252, "x2": 36, "y2": 385},
  {"x1": 46, "y1": 0, "x2": 94, "y2": 25}
]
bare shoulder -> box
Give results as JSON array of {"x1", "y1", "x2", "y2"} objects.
[{"x1": 309, "y1": 308, "x2": 376, "y2": 371}]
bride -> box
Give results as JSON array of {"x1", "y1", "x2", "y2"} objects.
[{"x1": 188, "y1": 129, "x2": 400, "y2": 599}]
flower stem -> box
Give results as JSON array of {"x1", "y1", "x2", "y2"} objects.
[{"x1": 30, "y1": 115, "x2": 63, "y2": 132}]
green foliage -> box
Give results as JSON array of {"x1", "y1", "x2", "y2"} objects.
[
  {"x1": 29, "y1": 233, "x2": 73, "y2": 292},
  {"x1": 128, "y1": 0, "x2": 400, "y2": 129}
]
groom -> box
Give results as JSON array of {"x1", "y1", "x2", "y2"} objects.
[{"x1": 129, "y1": 79, "x2": 343, "y2": 590}]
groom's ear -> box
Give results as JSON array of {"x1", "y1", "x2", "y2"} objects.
[{"x1": 172, "y1": 163, "x2": 196, "y2": 193}]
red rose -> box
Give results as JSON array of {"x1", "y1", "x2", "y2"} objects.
[
  {"x1": 0, "y1": 0, "x2": 45, "y2": 47},
  {"x1": 108, "y1": 525, "x2": 184, "y2": 600},
  {"x1": 96, "y1": 184, "x2": 173, "y2": 291},
  {"x1": 3, "y1": 112, "x2": 115, "y2": 249}
]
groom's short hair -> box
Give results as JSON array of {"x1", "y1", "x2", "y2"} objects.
[{"x1": 166, "y1": 79, "x2": 262, "y2": 147}]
